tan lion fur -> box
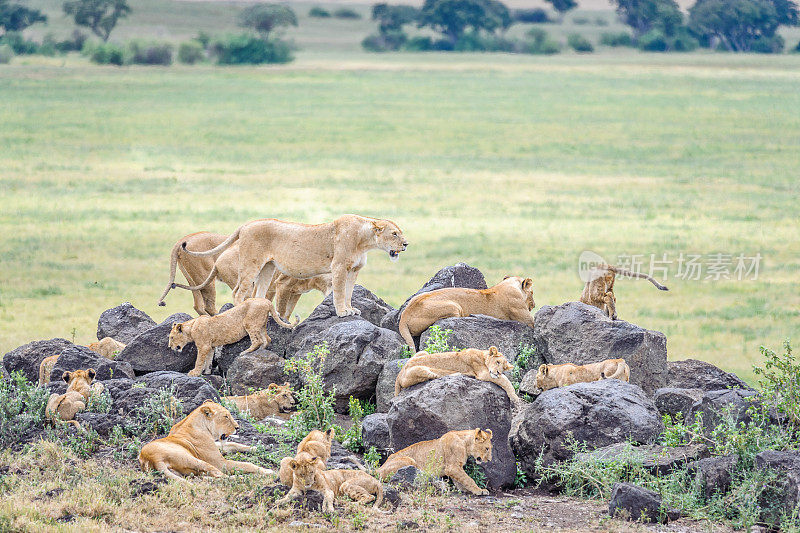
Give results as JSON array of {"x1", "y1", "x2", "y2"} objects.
[
  {"x1": 87, "y1": 337, "x2": 126, "y2": 359},
  {"x1": 394, "y1": 346, "x2": 520, "y2": 403},
  {"x1": 276, "y1": 452, "x2": 384, "y2": 513},
  {"x1": 279, "y1": 428, "x2": 335, "y2": 486},
  {"x1": 223, "y1": 382, "x2": 296, "y2": 421},
  {"x1": 45, "y1": 368, "x2": 96, "y2": 427},
  {"x1": 580, "y1": 265, "x2": 668, "y2": 320},
  {"x1": 168, "y1": 297, "x2": 294, "y2": 376},
  {"x1": 377, "y1": 428, "x2": 493, "y2": 495},
  {"x1": 533, "y1": 359, "x2": 630, "y2": 391},
  {"x1": 138, "y1": 400, "x2": 272, "y2": 481},
  {"x1": 38, "y1": 354, "x2": 60, "y2": 386},
  {"x1": 266, "y1": 272, "x2": 333, "y2": 320},
  {"x1": 178, "y1": 214, "x2": 408, "y2": 317},
  {"x1": 398, "y1": 276, "x2": 535, "y2": 349}
]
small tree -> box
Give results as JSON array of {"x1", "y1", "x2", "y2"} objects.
[
  {"x1": 237, "y1": 4, "x2": 297, "y2": 40},
  {"x1": 418, "y1": 0, "x2": 511, "y2": 44},
  {"x1": 63, "y1": 0, "x2": 130, "y2": 42},
  {"x1": 371, "y1": 3, "x2": 419, "y2": 33},
  {"x1": 610, "y1": 0, "x2": 683, "y2": 39},
  {"x1": 0, "y1": 0, "x2": 46, "y2": 35},
  {"x1": 544, "y1": 0, "x2": 577, "y2": 22},
  {"x1": 689, "y1": 0, "x2": 798, "y2": 52}
]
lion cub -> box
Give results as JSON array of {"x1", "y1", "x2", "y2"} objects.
[
  {"x1": 534, "y1": 359, "x2": 630, "y2": 392},
  {"x1": 38, "y1": 354, "x2": 60, "y2": 386},
  {"x1": 580, "y1": 265, "x2": 668, "y2": 320},
  {"x1": 395, "y1": 346, "x2": 520, "y2": 403},
  {"x1": 45, "y1": 369, "x2": 97, "y2": 427},
  {"x1": 378, "y1": 428, "x2": 493, "y2": 496},
  {"x1": 87, "y1": 337, "x2": 126, "y2": 358},
  {"x1": 399, "y1": 276, "x2": 535, "y2": 349},
  {"x1": 168, "y1": 297, "x2": 294, "y2": 376},
  {"x1": 279, "y1": 428, "x2": 335, "y2": 486},
  {"x1": 223, "y1": 382, "x2": 297, "y2": 421},
  {"x1": 139, "y1": 400, "x2": 272, "y2": 481},
  {"x1": 277, "y1": 452, "x2": 384, "y2": 513}
]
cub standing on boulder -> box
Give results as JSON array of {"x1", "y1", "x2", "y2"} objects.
[
  {"x1": 533, "y1": 359, "x2": 630, "y2": 391},
  {"x1": 394, "y1": 346, "x2": 520, "y2": 403},
  {"x1": 45, "y1": 369, "x2": 98, "y2": 427},
  {"x1": 223, "y1": 382, "x2": 297, "y2": 420},
  {"x1": 378, "y1": 428, "x2": 493, "y2": 495},
  {"x1": 177, "y1": 214, "x2": 408, "y2": 316},
  {"x1": 139, "y1": 400, "x2": 272, "y2": 481},
  {"x1": 168, "y1": 297, "x2": 294, "y2": 376},
  {"x1": 580, "y1": 264, "x2": 668, "y2": 320},
  {"x1": 398, "y1": 276, "x2": 535, "y2": 350}
]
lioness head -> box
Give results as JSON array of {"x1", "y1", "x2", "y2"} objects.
[
  {"x1": 534, "y1": 364, "x2": 558, "y2": 392},
  {"x1": 198, "y1": 400, "x2": 239, "y2": 441},
  {"x1": 63, "y1": 368, "x2": 96, "y2": 392},
  {"x1": 484, "y1": 346, "x2": 512, "y2": 379},
  {"x1": 469, "y1": 428, "x2": 493, "y2": 464},
  {"x1": 267, "y1": 382, "x2": 297, "y2": 413},
  {"x1": 502, "y1": 276, "x2": 536, "y2": 310},
  {"x1": 168, "y1": 322, "x2": 192, "y2": 352},
  {"x1": 289, "y1": 452, "x2": 324, "y2": 490},
  {"x1": 372, "y1": 220, "x2": 408, "y2": 262}
]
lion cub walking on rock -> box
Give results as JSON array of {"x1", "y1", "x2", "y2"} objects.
[
  {"x1": 395, "y1": 346, "x2": 520, "y2": 403},
  {"x1": 169, "y1": 297, "x2": 293, "y2": 376},
  {"x1": 378, "y1": 429, "x2": 493, "y2": 496},
  {"x1": 399, "y1": 276, "x2": 535, "y2": 350},
  {"x1": 45, "y1": 369, "x2": 97, "y2": 427},
  {"x1": 580, "y1": 264, "x2": 668, "y2": 320},
  {"x1": 534, "y1": 359, "x2": 630, "y2": 392}
]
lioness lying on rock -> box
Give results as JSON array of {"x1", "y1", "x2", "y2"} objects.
[
  {"x1": 533, "y1": 359, "x2": 630, "y2": 392},
  {"x1": 279, "y1": 428, "x2": 335, "y2": 486},
  {"x1": 378, "y1": 428, "x2": 493, "y2": 496},
  {"x1": 395, "y1": 346, "x2": 520, "y2": 403},
  {"x1": 87, "y1": 337, "x2": 126, "y2": 358},
  {"x1": 138, "y1": 400, "x2": 272, "y2": 481},
  {"x1": 277, "y1": 452, "x2": 384, "y2": 513},
  {"x1": 168, "y1": 297, "x2": 294, "y2": 376},
  {"x1": 580, "y1": 264, "x2": 668, "y2": 320},
  {"x1": 398, "y1": 276, "x2": 535, "y2": 349},
  {"x1": 223, "y1": 382, "x2": 297, "y2": 421},
  {"x1": 45, "y1": 369, "x2": 98, "y2": 427}
]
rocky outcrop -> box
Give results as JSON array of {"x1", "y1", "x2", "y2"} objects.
[
  {"x1": 2, "y1": 338, "x2": 75, "y2": 383},
  {"x1": 653, "y1": 387, "x2": 705, "y2": 418},
  {"x1": 215, "y1": 319, "x2": 294, "y2": 369},
  {"x1": 362, "y1": 413, "x2": 392, "y2": 455},
  {"x1": 687, "y1": 388, "x2": 758, "y2": 434},
  {"x1": 96, "y1": 302, "x2": 156, "y2": 344},
  {"x1": 50, "y1": 345, "x2": 135, "y2": 382},
  {"x1": 225, "y1": 350, "x2": 289, "y2": 395},
  {"x1": 666, "y1": 359, "x2": 751, "y2": 391},
  {"x1": 376, "y1": 359, "x2": 406, "y2": 413},
  {"x1": 608, "y1": 482, "x2": 679, "y2": 523},
  {"x1": 117, "y1": 313, "x2": 198, "y2": 375},
  {"x1": 577, "y1": 443, "x2": 708, "y2": 475},
  {"x1": 754, "y1": 451, "x2": 800, "y2": 525},
  {"x1": 686, "y1": 454, "x2": 738, "y2": 498}
]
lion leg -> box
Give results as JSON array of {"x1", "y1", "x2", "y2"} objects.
[
  {"x1": 166, "y1": 455, "x2": 225, "y2": 479},
  {"x1": 478, "y1": 371, "x2": 520, "y2": 403},
  {"x1": 236, "y1": 254, "x2": 264, "y2": 304},
  {"x1": 254, "y1": 263, "x2": 276, "y2": 300},
  {"x1": 377, "y1": 456, "x2": 417, "y2": 480},
  {"x1": 240, "y1": 327, "x2": 264, "y2": 355},
  {"x1": 189, "y1": 345, "x2": 213, "y2": 377},
  {"x1": 275, "y1": 486, "x2": 303, "y2": 507},
  {"x1": 153, "y1": 461, "x2": 187, "y2": 482},
  {"x1": 331, "y1": 265, "x2": 350, "y2": 317},
  {"x1": 444, "y1": 464, "x2": 487, "y2": 496},
  {"x1": 280, "y1": 293, "x2": 302, "y2": 321},
  {"x1": 220, "y1": 458, "x2": 273, "y2": 476},
  {"x1": 279, "y1": 456, "x2": 293, "y2": 486},
  {"x1": 341, "y1": 480, "x2": 375, "y2": 505},
  {"x1": 344, "y1": 267, "x2": 362, "y2": 315},
  {"x1": 201, "y1": 285, "x2": 218, "y2": 316},
  {"x1": 399, "y1": 366, "x2": 456, "y2": 390},
  {"x1": 322, "y1": 487, "x2": 336, "y2": 513},
  {"x1": 216, "y1": 441, "x2": 253, "y2": 454}
]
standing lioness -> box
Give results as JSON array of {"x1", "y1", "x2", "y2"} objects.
[
  {"x1": 169, "y1": 298, "x2": 293, "y2": 376},
  {"x1": 399, "y1": 276, "x2": 535, "y2": 349},
  {"x1": 180, "y1": 214, "x2": 408, "y2": 316}
]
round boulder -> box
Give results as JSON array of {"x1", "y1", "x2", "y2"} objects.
[
  {"x1": 96, "y1": 302, "x2": 156, "y2": 344},
  {"x1": 117, "y1": 313, "x2": 197, "y2": 375},
  {"x1": 666, "y1": 359, "x2": 751, "y2": 391},
  {"x1": 50, "y1": 345, "x2": 135, "y2": 382},
  {"x1": 2, "y1": 338, "x2": 74, "y2": 383},
  {"x1": 362, "y1": 412, "x2": 391, "y2": 455},
  {"x1": 653, "y1": 387, "x2": 704, "y2": 418},
  {"x1": 225, "y1": 350, "x2": 289, "y2": 395},
  {"x1": 375, "y1": 359, "x2": 406, "y2": 413}
]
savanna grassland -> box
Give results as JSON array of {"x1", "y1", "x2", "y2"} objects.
[{"x1": 1, "y1": 1, "x2": 799, "y2": 386}]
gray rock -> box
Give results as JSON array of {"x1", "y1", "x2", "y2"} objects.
[
  {"x1": 666, "y1": 359, "x2": 751, "y2": 391},
  {"x1": 117, "y1": 313, "x2": 198, "y2": 375},
  {"x1": 96, "y1": 302, "x2": 156, "y2": 344},
  {"x1": 74, "y1": 412, "x2": 126, "y2": 436},
  {"x1": 215, "y1": 318, "x2": 294, "y2": 368},
  {"x1": 230, "y1": 417, "x2": 278, "y2": 447},
  {"x1": 754, "y1": 451, "x2": 800, "y2": 526},
  {"x1": 532, "y1": 302, "x2": 667, "y2": 395},
  {"x1": 264, "y1": 485, "x2": 324, "y2": 512},
  {"x1": 362, "y1": 413, "x2": 391, "y2": 454},
  {"x1": 290, "y1": 320, "x2": 405, "y2": 412},
  {"x1": 510, "y1": 380, "x2": 663, "y2": 472},
  {"x1": 327, "y1": 442, "x2": 367, "y2": 470},
  {"x1": 418, "y1": 315, "x2": 539, "y2": 364},
  {"x1": 225, "y1": 350, "x2": 289, "y2": 395},
  {"x1": 687, "y1": 388, "x2": 758, "y2": 434},
  {"x1": 387, "y1": 374, "x2": 514, "y2": 489},
  {"x1": 609, "y1": 482, "x2": 678, "y2": 523},
  {"x1": 376, "y1": 359, "x2": 406, "y2": 413},
  {"x1": 380, "y1": 263, "x2": 488, "y2": 334},
  {"x1": 577, "y1": 443, "x2": 708, "y2": 476},
  {"x1": 50, "y1": 345, "x2": 135, "y2": 382},
  {"x1": 2, "y1": 338, "x2": 74, "y2": 383},
  {"x1": 390, "y1": 465, "x2": 420, "y2": 488},
  {"x1": 686, "y1": 454, "x2": 738, "y2": 498},
  {"x1": 653, "y1": 387, "x2": 705, "y2": 418},
  {"x1": 135, "y1": 371, "x2": 220, "y2": 412}
]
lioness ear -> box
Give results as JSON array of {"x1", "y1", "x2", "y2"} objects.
[
  {"x1": 62, "y1": 371, "x2": 71, "y2": 383},
  {"x1": 522, "y1": 278, "x2": 533, "y2": 291},
  {"x1": 289, "y1": 459, "x2": 298, "y2": 470},
  {"x1": 538, "y1": 364, "x2": 547, "y2": 375},
  {"x1": 87, "y1": 368, "x2": 96, "y2": 380},
  {"x1": 489, "y1": 346, "x2": 498, "y2": 357},
  {"x1": 326, "y1": 427, "x2": 335, "y2": 439},
  {"x1": 268, "y1": 383, "x2": 279, "y2": 390},
  {"x1": 484, "y1": 429, "x2": 493, "y2": 439},
  {"x1": 283, "y1": 381, "x2": 290, "y2": 388},
  {"x1": 474, "y1": 428, "x2": 482, "y2": 439},
  {"x1": 201, "y1": 405, "x2": 214, "y2": 418},
  {"x1": 176, "y1": 323, "x2": 183, "y2": 333},
  {"x1": 503, "y1": 275, "x2": 510, "y2": 280},
  {"x1": 372, "y1": 221, "x2": 386, "y2": 234}
]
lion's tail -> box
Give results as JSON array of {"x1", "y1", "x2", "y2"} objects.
[
  {"x1": 157, "y1": 240, "x2": 184, "y2": 307},
  {"x1": 172, "y1": 264, "x2": 219, "y2": 292},
  {"x1": 182, "y1": 226, "x2": 241, "y2": 258},
  {"x1": 270, "y1": 305, "x2": 295, "y2": 329},
  {"x1": 613, "y1": 267, "x2": 669, "y2": 291},
  {"x1": 398, "y1": 313, "x2": 416, "y2": 351},
  {"x1": 373, "y1": 481, "x2": 384, "y2": 510}
]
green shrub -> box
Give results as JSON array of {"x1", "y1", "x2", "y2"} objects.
[
  {"x1": 670, "y1": 29, "x2": 699, "y2": 51},
  {"x1": 751, "y1": 34, "x2": 784, "y2": 53},
  {"x1": 637, "y1": 29, "x2": 668, "y2": 51},
  {"x1": 464, "y1": 457, "x2": 487, "y2": 489},
  {"x1": 125, "y1": 386, "x2": 184, "y2": 438},
  {"x1": 572, "y1": 15, "x2": 590, "y2": 24},
  {"x1": 0, "y1": 44, "x2": 14, "y2": 64},
  {"x1": 210, "y1": 34, "x2": 293, "y2": 65},
  {"x1": 600, "y1": 31, "x2": 633, "y2": 46},
  {"x1": 421, "y1": 325, "x2": 456, "y2": 353},
  {"x1": 524, "y1": 28, "x2": 561, "y2": 54},
  {"x1": 194, "y1": 31, "x2": 211, "y2": 48},
  {"x1": 86, "y1": 389, "x2": 112, "y2": 413},
  {"x1": 511, "y1": 343, "x2": 535, "y2": 392},
  {"x1": 0, "y1": 32, "x2": 39, "y2": 55},
  {"x1": 404, "y1": 36, "x2": 433, "y2": 51},
  {"x1": 178, "y1": 41, "x2": 204, "y2": 64},
  {"x1": 128, "y1": 40, "x2": 173, "y2": 65},
  {"x1": 284, "y1": 343, "x2": 337, "y2": 439},
  {"x1": 309, "y1": 6, "x2": 331, "y2": 17},
  {"x1": 55, "y1": 30, "x2": 88, "y2": 53},
  {"x1": 0, "y1": 372, "x2": 50, "y2": 446},
  {"x1": 339, "y1": 396, "x2": 376, "y2": 452},
  {"x1": 567, "y1": 33, "x2": 593, "y2": 52},
  {"x1": 512, "y1": 8, "x2": 552, "y2": 23},
  {"x1": 89, "y1": 42, "x2": 126, "y2": 65},
  {"x1": 333, "y1": 7, "x2": 361, "y2": 19},
  {"x1": 362, "y1": 29, "x2": 407, "y2": 52},
  {"x1": 753, "y1": 341, "x2": 800, "y2": 429}
]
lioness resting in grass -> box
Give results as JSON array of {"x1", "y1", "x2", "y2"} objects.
[
  {"x1": 168, "y1": 297, "x2": 294, "y2": 376},
  {"x1": 580, "y1": 264, "x2": 668, "y2": 320},
  {"x1": 179, "y1": 214, "x2": 408, "y2": 316},
  {"x1": 138, "y1": 400, "x2": 272, "y2": 481},
  {"x1": 223, "y1": 382, "x2": 297, "y2": 421},
  {"x1": 394, "y1": 346, "x2": 520, "y2": 403},
  {"x1": 45, "y1": 369, "x2": 97, "y2": 427},
  {"x1": 276, "y1": 452, "x2": 384, "y2": 513},
  {"x1": 279, "y1": 428, "x2": 336, "y2": 487},
  {"x1": 533, "y1": 359, "x2": 630, "y2": 392},
  {"x1": 377, "y1": 428, "x2": 493, "y2": 496},
  {"x1": 87, "y1": 337, "x2": 126, "y2": 358},
  {"x1": 398, "y1": 276, "x2": 535, "y2": 349}
]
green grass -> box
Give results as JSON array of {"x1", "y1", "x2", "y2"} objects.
[{"x1": 1, "y1": 48, "x2": 799, "y2": 384}]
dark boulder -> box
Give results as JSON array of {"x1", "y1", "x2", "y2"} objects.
[
  {"x1": 609, "y1": 482, "x2": 679, "y2": 523},
  {"x1": 666, "y1": 359, "x2": 751, "y2": 391},
  {"x1": 510, "y1": 380, "x2": 662, "y2": 472},
  {"x1": 362, "y1": 413, "x2": 392, "y2": 455},
  {"x1": 532, "y1": 302, "x2": 667, "y2": 395},
  {"x1": 577, "y1": 443, "x2": 708, "y2": 476},
  {"x1": 215, "y1": 319, "x2": 294, "y2": 369},
  {"x1": 2, "y1": 338, "x2": 74, "y2": 383},
  {"x1": 687, "y1": 388, "x2": 758, "y2": 434},
  {"x1": 387, "y1": 374, "x2": 514, "y2": 490},
  {"x1": 117, "y1": 313, "x2": 197, "y2": 375},
  {"x1": 74, "y1": 412, "x2": 127, "y2": 436},
  {"x1": 50, "y1": 345, "x2": 135, "y2": 382},
  {"x1": 96, "y1": 302, "x2": 156, "y2": 344},
  {"x1": 686, "y1": 454, "x2": 738, "y2": 498},
  {"x1": 376, "y1": 359, "x2": 406, "y2": 413},
  {"x1": 135, "y1": 371, "x2": 220, "y2": 412},
  {"x1": 225, "y1": 350, "x2": 289, "y2": 395},
  {"x1": 389, "y1": 465, "x2": 420, "y2": 488},
  {"x1": 653, "y1": 387, "x2": 705, "y2": 418}
]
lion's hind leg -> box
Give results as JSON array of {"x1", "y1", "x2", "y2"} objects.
[
  {"x1": 340, "y1": 479, "x2": 377, "y2": 507},
  {"x1": 399, "y1": 365, "x2": 455, "y2": 390},
  {"x1": 377, "y1": 456, "x2": 416, "y2": 480}
]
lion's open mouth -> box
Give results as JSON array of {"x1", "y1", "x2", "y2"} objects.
[
  {"x1": 475, "y1": 458, "x2": 484, "y2": 464},
  {"x1": 220, "y1": 433, "x2": 229, "y2": 441},
  {"x1": 389, "y1": 250, "x2": 400, "y2": 262}
]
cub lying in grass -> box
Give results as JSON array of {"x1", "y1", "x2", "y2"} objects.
[
  {"x1": 279, "y1": 428, "x2": 335, "y2": 486},
  {"x1": 277, "y1": 452, "x2": 384, "y2": 513},
  {"x1": 223, "y1": 382, "x2": 296, "y2": 421},
  {"x1": 533, "y1": 358, "x2": 630, "y2": 392},
  {"x1": 394, "y1": 346, "x2": 519, "y2": 403},
  {"x1": 378, "y1": 428, "x2": 493, "y2": 495},
  {"x1": 168, "y1": 297, "x2": 294, "y2": 376},
  {"x1": 45, "y1": 369, "x2": 98, "y2": 427},
  {"x1": 138, "y1": 400, "x2": 272, "y2": 481}
]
